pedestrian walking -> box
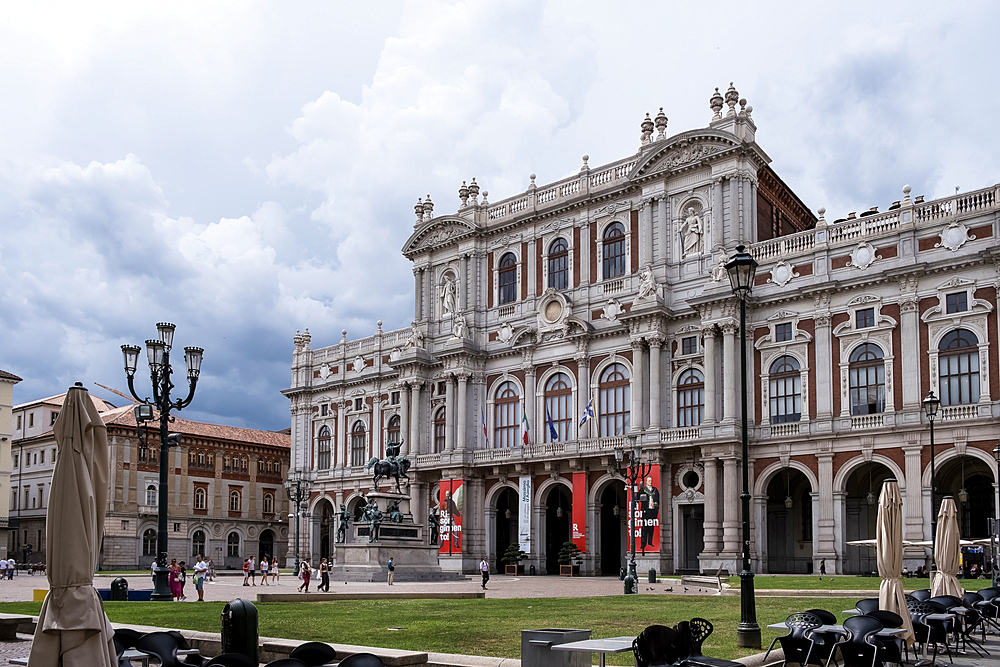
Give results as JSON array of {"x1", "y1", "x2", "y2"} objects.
[
  {"x1": 271, "y1": 557, "x2": 279, "y2": 583},
  {"x1": 819, "y1": 558, "x2": 826, "y2": 575},
  {"x1": 178, "y1": 560, "x2": 188, "y2": 600},
  {"x1": 248, "y1": 556, "x2": 256, "y2": 586},
  {"x1": 168, "y1": 558, "x2": 182, "y2": 601},
  {"x1": 386, "y1": 557, "x2": 394, "y2": 586},
  {"x1": 193, "y1": 554, "x2": 208, "y2": 602},
  {"x1": 151, "y1": 559, "x2": 157, "y2": 583},
  {"x1": 480, "y1": 556, "x2": 490, "y2": 590},
  {"x1": 1, "y1": 558, "x2": 8, "y2": 580},
  {"x1": 7, "y1": 558, "x2": 13, "y2": 579},
  {"x1": 242, "y1": 558, "x2": 250, "y2": 586},
  {"x1": 207, "y1": 558, "x2": 215, "y2": 582},
  {"x1": 319, "y1": 558, "x2": 330, "y2": 591},
  {"x1": 260, "y1": 555, "x2": 270, "y2": 585},
  {"x1": 298, "y1": 559, "x2": 311, "y2": 592}
]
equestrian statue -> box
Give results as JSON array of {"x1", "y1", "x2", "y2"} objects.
[{"x1": 366, "y1": 440, "x2": 412, "y2": 493}]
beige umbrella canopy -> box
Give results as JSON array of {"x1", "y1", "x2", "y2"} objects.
[
  {"x1": 876, "y1": 478, "x2": 915, "y2": 645},
  {"x1": 930, "y1": 497, "x2": 964, "y2": 598},
  {"x1": 28, "y1": 385, "x2": 115, "y2": 667}
]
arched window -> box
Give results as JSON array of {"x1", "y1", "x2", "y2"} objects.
[
  {"x1": 433, "y1": 407, "x2": 447, "y2": 453},
  {"x1": 197, "y1": 450, "x2": 205, "y2": 467},
  {"x1": 386, "y1": 415, "x2": 401, "y2": 447},
  {"x1": 544, "y1": 373, "x2": 572, "y2": 442},
  {"x1": 494, "y1": 381, "x2": 520, "y2": 448},
  {"x1": 227, "y1": 531, "x2": 240, "y2": 557},
  {"x1": 939, "y1": 329, "x2": 980, "y2": 405},
  {"x1": 317, "y1": 426, "x2": 332, "y2": 470},
  {"x1": 351, "y1": 421, "x2": 367, "y2": 467},
  {"x1": 599, "y1": 363, "x2": 631, "y2": 436},
  {"x1": 142, "y1": 528, "x2": 157, "y2": 557},
  {"x1": 548, "y1": 238, "x2": 569, "y2": 289},
  {"x1": 189, "y1": 451, "x2": 197, "y2": 467},
  {"x1": 145, "y1": 484, "x2": 157, "y2": 506},
  {"x1": 498, "y1": 253, "x2": 518, "y2": 304},
  {"x1": 849, "y1": 343, "x2": 885, "y2": 415},
  {"x1": 677, "y1": 369, "x2": 705, "y2": 427},
  {"x1": 769, "y1": 356, "x2": 802, "y2": 424},
  {"x1": 192, "y1": 530, "x2": 205, "y2": 557},
  {"x1": 263, "y1": 492, "x2": 274, "y2": 514},
  {"x1": 602, "y1": 222, "x2": 626, "y2": 280},
  {"x1": 194, "y1": 487, "x2": 207, "y2": 510},
  {"x1": 230, "y1": 489, "x2": 241, "y2": 512}
]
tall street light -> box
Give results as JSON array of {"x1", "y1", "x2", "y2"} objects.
[
  {"x1": 284, "y1": 470, "x2": 312, "y2": 576},
  {"x1": 121, "y1": 323, "x2": 203, "y2": 601},
  {"x1": 725, "y1": 244, "x2": 761, "y2": 648},
  {"x1": 923, "y1": 390, "x2": 940, "y2": 574},
  {"x1": 992, "y1": 443, "x2": 999, "y2": 587},
  {"x1": 614, "y1": 435, "x2": 651, "y2": 594}
]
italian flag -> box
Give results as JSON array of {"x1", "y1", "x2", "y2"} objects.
[{"x1": 521, "y1": 411, "x2": 530, "y2": 445}]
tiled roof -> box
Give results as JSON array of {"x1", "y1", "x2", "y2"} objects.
[
  {"x1": 0, "y1": 370, "x2": 23, "y2": 382},
  {"x1": 104, "y1": 408, "x2": 290, "y2": 449}
]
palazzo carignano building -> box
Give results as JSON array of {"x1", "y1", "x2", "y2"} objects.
[{"x1": 285, "y1": 84, "x2": 1000, "y2": 576}]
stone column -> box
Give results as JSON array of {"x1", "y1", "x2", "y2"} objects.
[
  {"x1": 460, "y1": 254, "x2": 469, "y2": 311},
  {"x1": 337, "y1": 400, "x2": 348, "y2": 469},
  {"x1": 523, "y1": 366, "x2": 536, "y2": 440},
  {"x1": 816, "y1": 450, "x2": 837, "y2": 565},
  {"x1": 703, "y1": 328, "x2": 717, "y2": 423},
  {"x1": 580, "y1": 222, "x2": 590, "y2": 285},
  {"x1": 424, "y1": 268, "x2": 433, "y2": 322},
  {"x1": 527, "y1": 240, "x2": 536, "y2": 299},
  {"x1": 701, "y1": 455, "x2": 720, "y2": 558},
  {"x1": 903, "y1": 441, "x2": 925, "y2": 542},
  {"x1": 656, "y1": 196, "x2": 667, "y2": 263},
  {"x1": 642, "y1": 197, "x2": 653, "y2": 264},
  {"x1": 815, "y1": 314, "x2": 834, "y2": 421},
  {"x1": 409, "y1": 382, "x2": 422, "y2": 456},
  {"x1": 399, "y1": 384, "x2": 410, "y2": 456},
  {"x1": 722, "y1": 457, "x2": 740, "y2": 556},
  {"x1": 457, "y1": 373, "x2": 469, "y2": 449},
  {"x1": 445, "y1": 376, "x2": 455, "y2": 452},
  {"x1": 630, "y1": 339, "x2": 645, "y2": 432},
  {"x1": 722, "y1": 323, "x2": 737, "y2": 422},
  {"x1": 647, "y1": 335, "x2": 662, "y2": 429},
  {"x1": 576, "y1": 354, "x2": 590, "y2": 440},
  {"x1": 414, "y1": 268, "x2": 422, "y2": 321},
  {"x1": 900, "y1": 300, "x2": 920, "y2": 410}
]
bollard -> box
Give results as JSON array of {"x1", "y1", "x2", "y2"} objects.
[
  {"x1": 648, "y1": 569, "x2": 656, "y2": 584},
  {"x1": 221, "y1": 598, "x2": 258, "y2": 664},
  {"x1": 624, "y1": 571, "x2": 637, "y2": 594},
  {"x1": 110, "y1": 577, "x2": 128, "y2": 601},
  {"x1": 529, "y1": 564, "x2": 536, "y2": 576}
]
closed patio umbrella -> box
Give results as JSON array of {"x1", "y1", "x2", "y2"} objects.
[
  {"x1": 876, "y1": 478, "x2": 914, "y2": 645},
  {"x1": 28, "y1": 384, "x2": 115, "y2": 667},
  {"x1": 930, "y1": 497, "x2": 963, "y2": 598}
]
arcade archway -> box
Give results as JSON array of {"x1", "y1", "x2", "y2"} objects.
[
  {"x1": 598, "y1": 482, "x2": 626, "y2": 575},
  {"x1": 842, "y1": 461, "x2": 892, "y2": 574},
  {"x1": 544, "y1": 485, "x2": 571, "y2": 574},
  {"x1": 494, "y1": 487, "x2": 518, "y2": 568},
  {"x1": 765, "y1": 468, "x2": 814, "y2": 573}
]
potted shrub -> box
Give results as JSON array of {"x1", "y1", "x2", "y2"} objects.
[
  {"x1": 501, "y1": 543, "x2": 527, "y2": 575},
  {"x1": 558, "y1": 541, "x2": 582, "y2": 576}
]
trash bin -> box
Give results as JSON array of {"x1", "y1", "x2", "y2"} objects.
[
  {"x1": 648, "y1": 569, "x2": 656, "y2": 584},
  {"x1": 529, "y1": 564, "x2": 536, "y2": 576},
  {"x1": 521, "y1": 628, "x2": 591, "y2": 667},
  {"x1": 624, "y1": 571, "x2": 637, "y2": 594},
  {"x1": 221, "y1": 598, "x2": 258, "y2": 664},
  {"x1": 110, "y1": 577, "x2": 128, "y2": 601}
]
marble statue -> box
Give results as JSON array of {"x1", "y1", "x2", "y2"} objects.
[{"x1": 681, "y1": 207, "x2": 703, "y2": 257}]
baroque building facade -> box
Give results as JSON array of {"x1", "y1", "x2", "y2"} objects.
[
  {"x1": 11, "y1": 391, "x2": 291, "y2": 570},
  {"x1": 286, "y1": 85, "x2": 1000, "y2": 575}
]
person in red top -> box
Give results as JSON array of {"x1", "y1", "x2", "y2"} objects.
[{"x1": 242, "y1": 558, "x2": 250, "y2": 586}]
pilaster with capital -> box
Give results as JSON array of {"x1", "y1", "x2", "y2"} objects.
[
  {"x1": 413, "y1": 267, "x2": 423, "y2": 321},
  {"x1": 815, "y1": 450, "x2": 837, "y2": 567},
  {"x1": 701, "y1": 455, "x2": 720, "y2": 558},
  {"x1": 703, "y1": 327, "x2": 718, "y2": 423},
  {"x1": 641, "y1": 197, "x2": 654, "y2": 265},
  {"x1": 647, "y1": 334, "x2": 663, "y2": 429},
  {"x1": 445, "y1": 374, "x2": 455, "y2": 452},
  {"x1": 575, "y1": 345, "x2": 591, "y2": 439},
  {"x1": 630, "y1": 338, "x2": 645, "y2": 432},
  {"x1": 721, "y1": 456, "x2": 740, "y2": 556},
  {"x1": 899, "y1": 297, "x2": 921, "y2": 410},
  {"x1": 814, "y1": 311, "x2": 834, "y2": 422},
  {"x1": 457, "y1": 372, "x2": 469, "y2": 449},
  {"x1": 656, "y1": 196, "x2": 668, "y2": 263},
  {"x1": 409, "y1": 381, "x2": 423, "y2": 455},
  {"x1": 337, "y1": 399, "x2": 348, "y2": 468},
  {"x1": 721, "y1": 322, "x2": 738, "y2": 422},
  {"x1": 902, "y1": 441, "x2": 925, "y2": 542},
  {"x1": 399, "y1": 384, "x2": 410, "y2": 456}
]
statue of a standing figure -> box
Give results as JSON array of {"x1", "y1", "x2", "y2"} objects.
[
  {"x1": 363, "y1": 497, "x2": 383, "y2": 543},
  {"x1": 428, "y1": 508, "x2": 440, "y2": 545},
  {"x1": 336, "y1": 503, "x2": 351, "y2": 543},
  {"x1": 681, "y1": 207, "x2": 703, "y2": 257},
  {"x1": 440, "y1": 276, "x2": 457, "y2": 316},
  {"x1": 387, "y1": 499, "x2": 404, "y2": 524}
]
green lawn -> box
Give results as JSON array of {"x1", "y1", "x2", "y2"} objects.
[
  {"x1": 0, "y1": 596, "x2": 859, "y2": 664},
  {"x1": 727, "y1": 575, "x2": 991, "y2": 591}
]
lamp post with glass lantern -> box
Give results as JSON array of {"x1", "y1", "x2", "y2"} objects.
[
  {"x1": 923, "y1": 390, "x2": 940, "y2": 574},
  {"x1": 120, "y1": 323, "x2": 203, "y2": 601},
  {"x1": 284, "y1": 470, "x2": 312, "y2": 576},
  {"x1": 725, "y1": 244, "x2": 761, "y2": 649},
  {"x1": 993, "y1": 444, "x2": 1000, "y2": 587},
  {"x1": 614, "y1": 434, "x2": 651, "y2": 595}
]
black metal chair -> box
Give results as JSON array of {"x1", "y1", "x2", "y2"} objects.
[
  {"x1": 204, "y1": 654, "x2": 257, "y2": 667},
  {"x1": 856, "y1": 599, "x2": 880, "y2": 615},
  {"x1": 136, "y1": 631, "x2": 183, "y2": 667},
  {"x1": 114, "y1": 628, "x2": 143, "y2": 650},
  {"x1": 336, "y1": 654, "x2": 385, "y2": 667},
  {"x1": 908, "y1": 599, "x2": 954, "y2": 665},
  {"x1": 113, "y1": 637, "x2": 132, "y2": 667},
  {"x1": 864, "y1": 611, "x2": 905, "y2": 667},
  {"x1": 264, "y1": 660, "x2": 308, "y2": 667},
  {"x1": 975, "y1": 588, "x2": 1000, "y2": 632},
  {"x1": 763, "y1": 612, "x2": 828, "y2": 667},
  {"x1": 836, "y1": 616, "x2": 883, "y2": 667},
  {"x1": 633, "y1": 624, "x2": 689, "y2": 667},
  {"x1": 962, "y1": 592, "x2": 989, "y2": 642},
  {"x1": 164, "y1": 631, "x2": 210, "y2": 667},
  {"x1": 674, "y1": 618, "x2": 740, "y2": 667},
  {"x1": 805, "y1": 609, "x2": 838, "y2": 625},
  {"x1": 290, "y1": 641, "x2": 338, "y2": 667},
  {"x1": 911, "y1": 589, "x2": 932, "y2": 601}
]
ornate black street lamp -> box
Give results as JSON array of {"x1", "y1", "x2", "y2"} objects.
[
  {"x1": 725, "y1": 244, "x2": 761, "y2": 648},
  {"x1": 121, "y1": 323, "x2": 203, "y2": 601},
  {"x1": 923, "y1": 390, "x2": 940, "y2": 573},
  {"x1": 284, "y1": 470, "x2": 312, "y2": 576},
  {"x1": 992, "y1": 443, "x2": 999, "y2": 587},
  {"x1": 614, "y1": 434, "x2": 652, "y2": 594}
]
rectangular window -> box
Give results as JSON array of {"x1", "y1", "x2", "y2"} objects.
[
  {"x1": 12, "y1": 454, "x2": 18, "y2": 469},
  {"x1": 320, "y1": 404, "x2": 328, "y2": 416},
  {"x1": 51, "y1": 448, "x2": 56, "y2": 462},
  {"x1": 437, "y1": 381, "x2": 447, "y2": 396},
  {"x1": 121, "y1": 520, "x2": 129, "y2": 531},
  {"x1": 16, "y1": 415, "x2": 21, "y2": 430},
  {"x1": 39, "y1": 450, "x2": 44, "y2": 464},
  {"x1": 354, "y1": 398, "x2": 363, "y2": 411},
  {"x1": 24, "y1": 454, "x2": 29, "y2": 468},
  {"x1": 38, "y1": 484, "x2": 44, "y2": 507},
  {"x1": 50, "y1": 412, "x2": 58, "y2": 425},
  {"x1": 391, "y1": 391, "x2": 400, "y2": 405},
  {"x1": 946, "y1": 292, "x2": 968, "y2": 314},
  {"x1": 174, "y1": 523, "x2": 181, "y2": 532},
  {"x1": 28, "y1": 413, "x2": 33, "y2": 428},
  {"x1": 775, "y1": 323, "x2": 793, "y2": 342},
  {"x1": 855, "y1": 308, "x2": 875, "y2": 329},
  {"x1": 681, "y1": 336, "x2": 697, "y2": 356}
]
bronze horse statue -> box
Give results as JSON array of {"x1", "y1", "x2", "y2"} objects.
[{"x1": 366, "y1": 455, "x2": 412, "y2": 493}]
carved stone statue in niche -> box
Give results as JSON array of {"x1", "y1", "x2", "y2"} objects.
[
  {"x1": 440, "y1": 276, "x2": 457, "y2": 316},
  {"x1": 403, "y1": 321, "x2": 424, "y2": 349},
  {"x1": 636, "y1": 264, "x2": 657, "y2": 301},
  {"x1": 452, "y1": 313, "x2": 468, "y2": 339},
  {"x1": 681, "y1": 207, "x2": 703, "y2": 257}
]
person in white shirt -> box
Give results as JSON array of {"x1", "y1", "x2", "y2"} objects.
[
  {"x1": 248, "y1": 557, "x2": 256, "y2": 586},
  {"x1": 8, "y1": 558, "x2": 14, "y2": 579},
  {"x1": 260, "y1": 556, "x2": 269, "y2": 586},
  {"x1": 192, "y1": 554, "x2": 209, "y2": 602}
]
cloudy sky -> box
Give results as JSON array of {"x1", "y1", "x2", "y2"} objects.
[{"x1": 1, "y1": 0, "x2": 997, "y2": 431}]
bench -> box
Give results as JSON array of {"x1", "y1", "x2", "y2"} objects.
[
  {"x1": 680, "y1": 575, "x2": 724, "y2": 592},
  {"x1": 0, "y1": 614, "x2": 34, "y2": 640}
]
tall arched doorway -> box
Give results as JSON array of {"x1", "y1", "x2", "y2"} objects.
[
  {"x1": 765, "y1": 468, "x2": 814, "y2": 573},
  {"x1": 258, "y1": 530, "x2": 275, "y2": 563},
  {"x1": 842, "y1": 462, "x2": 892, "y2": 574},
  {"x1": 544, "y1": 485, "x2": 571, "y2": 574},
  {"x1": 318, "y1": 500, "x2": 334, "y2": 560},
  {"x1": 599, "y1": 483, "x2": 626, "y2": 575},
  {"x1": 494, "y1": 487, "x2": 517, "y2": 569}
]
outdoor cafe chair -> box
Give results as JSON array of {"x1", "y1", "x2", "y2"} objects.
[
  {"x1": 805, "y1": 609, "x2": 838, "y2": 625},
  {"x1": 633, "y1": 624, "x2": 690, "y2": 667},
  {"x1": 289, "y1": 641, "x2": 338, "y2": 666},
  {"x1": 114, "y1": 628, "x2": 143, "y2": 650},
  {"x1": 264, "y1": 660, "x2": 307, "y2": 667},
  {"x1": 856, "y1": 599, "x2": 880, "y2": 615},
  {"x1": 762, "y1": 612, "x2": 828, "y2": 667},
  {"x1": 680, "y1": 617, "x2": 743, "y2": 667},
  {"x1": 962, "y1": 592, "x2": 990, "y2": 641},
  {"x1": 974, "y1": 588, "x2": 1000, "y2": 632},
  {"x1": 336, "y1": 653, "x2": 386, "y2": 667},
  {"x1": 136, "y1": 631, "x2": 185, "y2": 667},
  {"x1": 204, "y1": 653, "x2": 257, "y2": 667},
  {"x1": 165, "y1": 630, "x2": 210, "y2": 667},
  {"x1": 113, "y1": 637, "x2": 132, "y2": 667},
  {"x1": 907, "y1": 600, "x2": 954, "y2": 665},
  {"x1": 910, "y1": 589, "x2": 931, "y2": 601},
  {"x1": 862, "y1": 611, "x2": 905, "y2": 667},
  {"x1": 835, "y1": 616, "x2": 883, "y2": 667}
]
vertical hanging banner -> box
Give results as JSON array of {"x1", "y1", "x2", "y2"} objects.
[
  {"x1": 571, "y1": 472, "x2": 587, "y2": 553},
  {"x1": 438, "y1": 479, "x2": 464, "y2": 554},
  {"x1": 627, "y1": 465, "x2": 661, "y2": 553},
  {"x1": 518, "y1": 476, "x2": 532, "y2": 552}
]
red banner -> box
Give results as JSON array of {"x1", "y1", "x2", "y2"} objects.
[
  {"x1": 438, "y1": 479, "x2": 463, "y2": 553},
  {"x1": 627, "y1": 465, "x2": 661, "y2": 553},
  {"x1": 571, "y1": 472, "x2": 586, "y2": 553}
]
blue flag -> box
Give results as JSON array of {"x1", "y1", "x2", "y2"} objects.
[
  {"x1": 579, "y1": 398, "x2": 595, "y2": 427},
  {"x1": 546, "y1": 406, "x2": 559, "y2": 441}
]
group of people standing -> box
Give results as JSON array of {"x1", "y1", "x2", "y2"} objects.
[
  {"x1": 243, "y1": 556, "x2": 279, "y2": 586},
  {"x1": 0, "y1": 558, "x2": 16, "y2": 579},
  {"x1": 156, "y1": 554, "x2": 210, "y2": 602},
  {"x1": 296, "y1": 557, "x2": 331, "y2": 593}
]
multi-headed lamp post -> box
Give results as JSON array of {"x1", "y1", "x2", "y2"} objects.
[
  {"x1": 284, "y1": 470, "x2": 312, "y2": 576},
  {"x1": 614, "y1": 434, "x2": 651, "y2": 595},
  {"x1": 121, "y1": 323, "x2": 203, "y2": 601},
  {"x1": 923, "y1": 390, "x2": 940, "y2": 573},
  {"x1": 725, "y1": 244, "x2": 761, "y2": 648}
]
